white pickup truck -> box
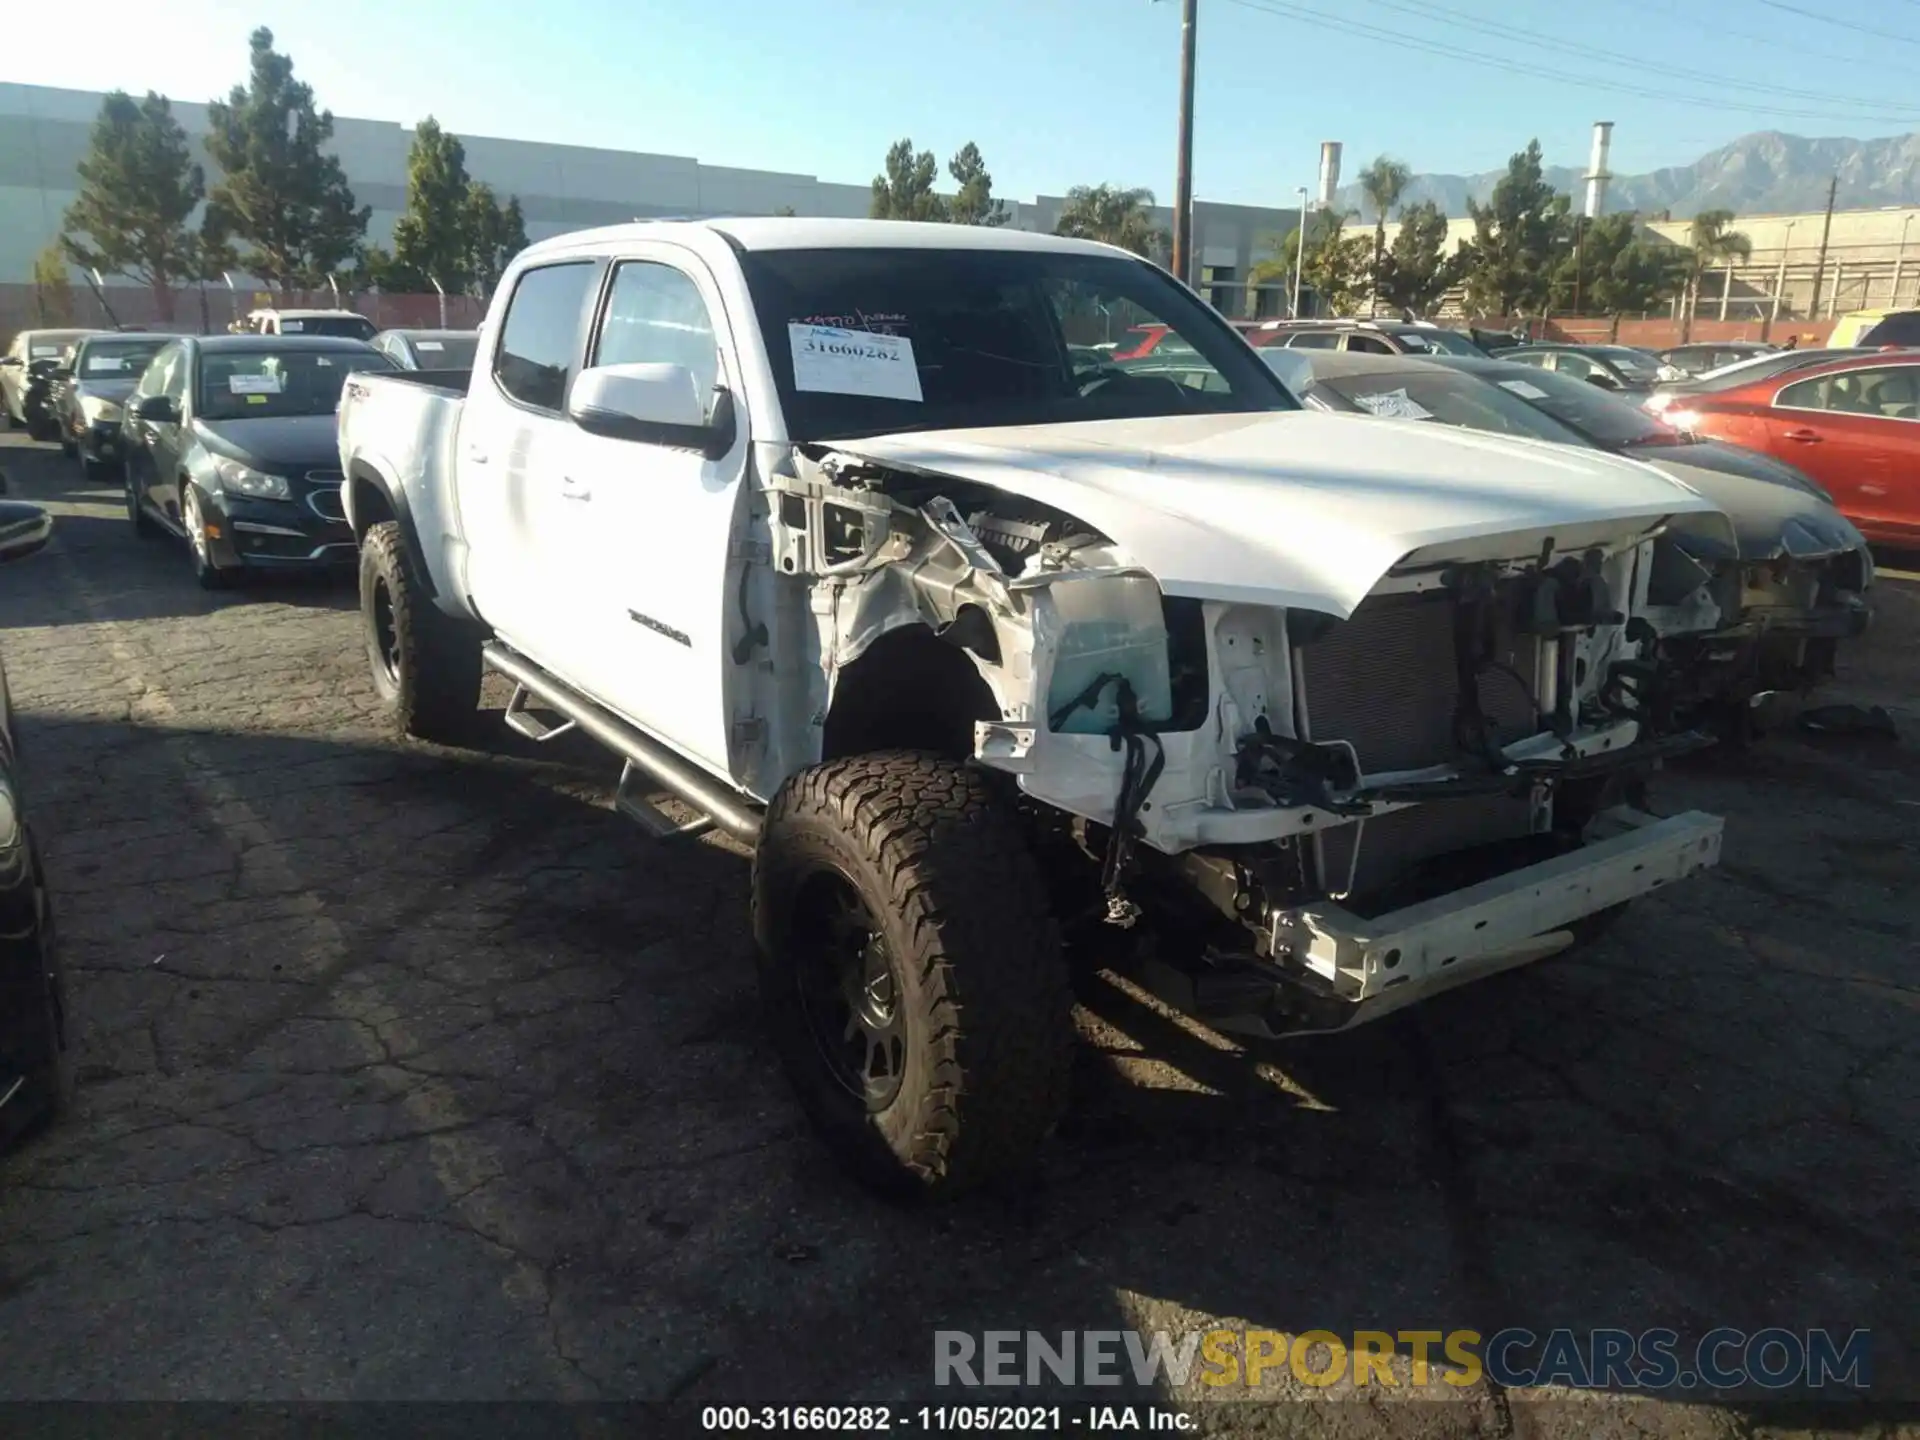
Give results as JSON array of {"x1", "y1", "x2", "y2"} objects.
[{"x1": 338, "y1": 219, "x2": 1729, "y2": 1199}]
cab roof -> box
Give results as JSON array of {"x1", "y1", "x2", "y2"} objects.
[{"x1": 519, "y1": 216, "x2": 1133, "y2": 261}]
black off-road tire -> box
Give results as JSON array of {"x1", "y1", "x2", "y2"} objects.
[
  {"x1": 359, "y1": 520, "x2": 482, "y2": 743},
  {"x1": 0, "y1": 847, "x2": 74, "y2": 1153},
  {"x1": 752, "y1": 752, "x2": 1073, "y2": 1201}
]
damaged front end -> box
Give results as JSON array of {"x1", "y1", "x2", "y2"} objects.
[{"x1": 760, "y1": 443, "x2": 1724, "y2": 1036}]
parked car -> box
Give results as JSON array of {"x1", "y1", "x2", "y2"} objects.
[
  {"x1": 1643, "y1": 347, "x2": 1857, "y2": 417},
  {"x1": 1275, "y1": 348, "x2": 1873, "y2": 726},
  {"x1": 1654, "y1": 341, "x2": 1777, "y2": 378},
  {"x1": 51, "y1": 333, "x2": 172, "y2": 479},
  {"x1": 0, "y1": 499, "x2": 72, "y2": 1152},
  {"x1": 1659, "y1": 350, "x2": 1920, "y2": 548},
  {"x1": 122, "y1": 335, "x2": 397, "y2": 588},
  {"x1": 1825, "y1": 308, "x2": 1912, "y2": 348},
  {"x1": 1855, "y1": 310, "x2": 1920, "y2": 348},
  {"x1": 370, "y1": 329, "x2": 480, "y2": 370},
  {"x1": 336, "y1": 217, "x2": 1727, "y2": 1198},
  {"x1": 1246, "y1": 318, "x2": 1488, "y2": 357},
  {"x1": 1500, "y1": 343, "x2": 1670, "y2": 395},
  {"x1": 244, "y1": 308, "x2": 379, "y2": 341},
  {"x1": 1, "y1": 329, "x2": 104, "y2": 438}
]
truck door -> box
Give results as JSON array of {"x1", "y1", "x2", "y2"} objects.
[
  {"x1": 452, "y1": 259, "x2": 602, "y2": 665},
  {"x1": 558, "y1": 250, "x2": 751, "y2": 778}
]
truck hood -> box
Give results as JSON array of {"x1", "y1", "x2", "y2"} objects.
[{"x1": 842, "y1": 410, "x2": 1729, "y2": 617}]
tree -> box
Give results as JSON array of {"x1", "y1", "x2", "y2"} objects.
[
  {"x1": 1377, "y1": 199, "x2": 1456, "y2": 315},
  {"x1": 1455, "y1": 140, "x2": 1570, "y2": 317},
  {"x1": 1357, "y1": 155, "x2": 1412, "y2": 315},
  {"x1": 947, "y1": 143, "x2": 1008, "y2": 227},
  {"x1": 1052, "y1": 185, "x2": 1164, "y2": 258},
  {"x1": 870, "y1": 139, "x2": 946, "y2": 221},
  {"x1": 203, "y1": 27, "x2": 370, "y2": 291},
  {"x1": 463, "y1": 186, "x2": 528, "y2": 296},
  {"x1": 32, "y1": 245, "x2": 76, "y2": 326},
  {"x1": 59, "y1": 91, "x2": 205, "y2": 322},
  {"x1": 1682, "y1": 208, "x2": 1752, "y2": 327},
  {"x1": 1557, "y1": 212, "x2": 1686, "y2": 318},
  {"x1": 383, "y1": 118, "x2": 472, "y2": 292},
  {"x1": 1254, "y1": 210, "x2": 1370, "y2": 316}
]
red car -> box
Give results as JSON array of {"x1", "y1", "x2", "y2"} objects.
[{"x1": 1665, "y1": 351, "x2": 1920, "y2": 547}]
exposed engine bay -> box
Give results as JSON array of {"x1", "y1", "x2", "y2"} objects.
[{"x1": 745, "y1": 442, "x2": 1725, "y2": 1031}]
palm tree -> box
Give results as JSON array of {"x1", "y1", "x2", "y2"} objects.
[
  {"x1": 1684, "y1": 208, "x2": 1752, "y2": 333},
  {"x1": 1358, "y1": 155, "x2": 1412, "y2": 316},
  {"x1": 1053, "y1": 184, "x2": 1165, "y2": 259}
]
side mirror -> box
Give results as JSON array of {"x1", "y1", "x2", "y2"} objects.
[
  {"x1": 0, "y1": 502, "x2": 52, "y2": 565},
  {"x1": 0, "y1": 356, "x2": 20, "y2": 369},
  {"x1": 134, "y1": 395, "x2": 179, "y2": 423},
  {"x1": 52, "y1": 366, "x2": 72, "y2": 382},
  {"x1": 567, "y1": 363, "x2": 735, "y2": 460}
]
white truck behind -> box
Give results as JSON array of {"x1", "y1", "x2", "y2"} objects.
[{"x1": 338, "y1": 219, "x2": 1729, "y2": 1199}]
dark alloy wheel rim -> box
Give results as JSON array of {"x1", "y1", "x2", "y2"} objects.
[
  {"x1": 370, "y1": 577, "x2": 402, "y2": 686},
  {"x1": 791, "y1": 869, "x2": 906, "y2": 1111}
]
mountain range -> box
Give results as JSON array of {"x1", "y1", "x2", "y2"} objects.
[{"x1": 1330, "y1": 130, "x2": 1920, "y2": 220}]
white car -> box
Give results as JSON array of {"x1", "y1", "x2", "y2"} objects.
[{"x1": 336, "y1": 219, "x2": 1730, "y2": 1198}]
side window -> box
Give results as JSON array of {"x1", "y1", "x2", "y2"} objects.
[
  {"x1": 1777, "y1": 374, "x2": 1836, "y2": 412},
  {"x1": 1287, "y1": 332, "x2": 1340, "y2": 350},
  {"x1": 1856, "y1": 367, "x2": 1919, "y2": 419},
  {"x1": 163, "y1": 349, "x2": 192, "y2": 405},
  {"x1": 1553, "y1": 353, "x2": 1596, "y2": 379},
  {"x1": 132, "y1": 345, "x2": 176, "y2": 401},
  {"x1": 1344, "y1": 334, "x2": 1395, "y2": 355},
  {"x1": 493, "y1": 261, "x2": 598, "y2": 411},
  {"x1": 592, "y1": 261, "x2": 720, "y2": 398}
]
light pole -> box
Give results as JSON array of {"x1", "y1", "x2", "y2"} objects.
[
  {"x1": 1292, "y1": 187, "x2": 1308, "y2": 318},
  {"x1": 1772, "y1": 219, "x2": 1796, "y2": 324},
  {"x1": 1168, "y1": 0, "x2": 1199, "y2": 286},
  {"x1": 1892, "y1": 211, "x2": 1916, "y2": 307}
]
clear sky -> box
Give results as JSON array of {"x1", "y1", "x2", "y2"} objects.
[{"x1": 8, "y1": 0, "x2": 1920, "y2": 207}]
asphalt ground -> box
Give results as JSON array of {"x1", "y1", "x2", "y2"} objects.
[{"x1": 0, "y1": 429, "x2": 1913, "y2": 1436}]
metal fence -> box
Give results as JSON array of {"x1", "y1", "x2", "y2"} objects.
[{"x1": 0, "y1": 282, "x2": 487, "y2": 345}]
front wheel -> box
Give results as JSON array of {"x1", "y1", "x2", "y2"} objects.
[
  {"x1": 359, "y1": 520, "x2": 482, "y2": 742},
  {"x1": 181, "y1": 486, "x2": 229, "y2": 589},
  {"x1": 752, "y1": 752, "x2": 1073, "y2": 1201}
]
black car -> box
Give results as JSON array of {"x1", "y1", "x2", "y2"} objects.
[
  {"x1": 52, "y1": 333, "x2": 172, "y2": 479},
  {"x1": 0, "y1": 499, "x2": 72, "y2": 1150},
  {"x1": 1498, "y1": 342, "x2": 1668, "y2": 395},
  {"x1": 121, "y1": 335, "x2": 397, "y2": 589},
  {"x1": 1654, "y1": 341, "x2": 1777, "y2": 378},
  {"x1": 369, "y1": 328, "x2": 480, "y2": 370}
]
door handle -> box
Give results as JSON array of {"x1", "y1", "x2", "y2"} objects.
[
  {"x1": 559, "y1": 476, "x2": 592, "y2": 501},
  {"x1": 1782, "y1": 428, "x2": 1823, "y2": 443}
]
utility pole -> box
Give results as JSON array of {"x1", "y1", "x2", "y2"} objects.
[
  {"x1": 1809, "y1": 174, "x2": 1838, "y2": 320},
  {"x1": 1170, "y1": 0, "x2": 1198, "y2": 287},
  {"x1": 1292, "y1": 187, "x2": 1308, "y2": 318}
]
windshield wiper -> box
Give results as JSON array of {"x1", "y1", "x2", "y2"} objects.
[{"x1": 1619, "y1": 431, "x2": 1698, "y2": 448}]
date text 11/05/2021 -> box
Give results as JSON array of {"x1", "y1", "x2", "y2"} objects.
[{"x1": 932, "y1": 1327, "x2": 1873, "y2": 1392}]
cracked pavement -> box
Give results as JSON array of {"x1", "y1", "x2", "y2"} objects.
[{"x1": 0, "y1": 432, "x2": 1912, "y2": 1433}]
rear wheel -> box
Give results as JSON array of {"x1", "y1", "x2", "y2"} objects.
[
  {"x1": 359, "y1": 520, "x2": 482, "y2": 742},
  {"x1": 752, "y1": 752, "x2": 1073, "y2": 1200}
]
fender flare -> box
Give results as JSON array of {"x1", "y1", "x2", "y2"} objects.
[{"x1": 346, "y1": 458, "x2": 439, "y2": 601}]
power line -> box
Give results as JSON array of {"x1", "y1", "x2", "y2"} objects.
[
  {"x1": 1222, "y1": 0, "x2": 1920, "y2": 126},
  {"x1": 1755, "y1": 0, "x2": 1920, "y2": 47},
  {"x1": 1356, "y1": 0, "x2": 1920, "y2": 117},
  {"x1": 1605, "y1": 0, "x2": 1869, "y2": 68}
]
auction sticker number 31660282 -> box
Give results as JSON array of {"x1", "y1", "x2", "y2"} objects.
[{"x1": 789, "y1": 323, "x2": 923, "y2": 403}]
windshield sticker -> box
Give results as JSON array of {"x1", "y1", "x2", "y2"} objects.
[
  {"x1": 1353, "y1": 388, "x2": 1433, "y2": 421},
  {"x1": 31, "y1": 346, "x2": 61, "y2": 358},
  {"x1": 789, "y1": 323, "x2": 922, "y2": 402},
  {"x1": 84, "y1": 356, "x2": 126, "y2": 373},
  {"x1": 1498, "y1": 379, "x2": 1550, "y2": 400},
  {"x1": 415, "y1": 340, "x2": 444, "y2": 352},
  {"x1": 228, "y1": 373, "x2": 284, "y2": 395},
  {"x1": 793, "y1": 310, "x2": 909, "y2": 337},
  {"x1": 247, "y1": 394, "x2": 268, "y2": 405}
]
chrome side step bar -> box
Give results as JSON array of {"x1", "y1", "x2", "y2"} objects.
[{"x1": 482, "y1": 642, "x2": 762, "y2": 844}]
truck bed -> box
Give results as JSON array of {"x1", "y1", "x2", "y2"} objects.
[{"x1": 373, "y1": 366, "x2": 473, "y2": 398}]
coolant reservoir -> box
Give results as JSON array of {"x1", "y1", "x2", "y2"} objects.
[{"x1": 1044, "y1": 576, "x2": 1174, "y2": 734}]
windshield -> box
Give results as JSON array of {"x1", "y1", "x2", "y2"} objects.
[
  {"x1": 196, "y1": 348, "x2": 395, "y2": 420},
  {"x1": 78, "y1": 338, "x2": 167, "y2": 378},
  {"x1": 1400, "y1": 328, "x2": 1486, "y2": 357},
  {"x1": 276, "y1": 315, "x2": 377, "y2": 340},
  {"x1": 1589, "y1": 346, "x2": 1662, "y2": 381},
  {"x1": 408, "y1": 334, "x2": 478, "y2": 368},
  {"x1": 1313, "y1": 366, "x2": 1593, "y2": 446},
  {"x1": 737, "y1": 247, "x2": 1295, "y2": 441},
  {"x1": 1467, "y1": 362, "x2": 1676, "y2": 447}
]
